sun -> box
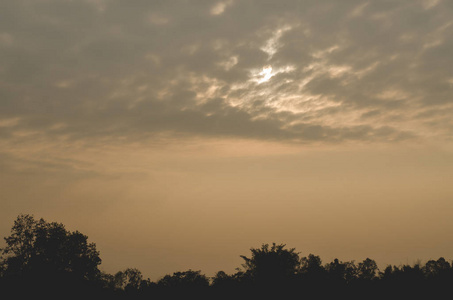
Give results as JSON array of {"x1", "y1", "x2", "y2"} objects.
[{"x1": 255, "y1": 66, "x2": 274, "y2": 84}]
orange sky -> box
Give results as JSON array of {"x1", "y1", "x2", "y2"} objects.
[{"x1": 1, "y1": 0, "x2": 453, "y2": 281}]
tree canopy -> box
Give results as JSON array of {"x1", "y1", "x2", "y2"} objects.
[
  {"x1": 2, "y1": 214, "x2": 453, "y2": 299},
  {"x1": 1, "y1": 214, "x2": 101, "y2": 280},
  {"x1": 240, "y1": 243, "x2": 300, "y2": 285}
]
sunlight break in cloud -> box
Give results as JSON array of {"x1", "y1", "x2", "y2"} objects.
[
  {"x1": 1, "y1": 0, "x2": 453, "y2": 146},
  {"x1": 211, "y1": 0, "x2": 233, "y2": 16}
]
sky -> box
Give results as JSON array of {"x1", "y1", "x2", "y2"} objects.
[{"x1": 1, "y1": 0, "x2": 453, "y2": 281}]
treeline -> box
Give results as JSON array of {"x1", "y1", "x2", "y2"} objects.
[{"x1": 1, "y1": 215, "x2": 452, "y2": 299}]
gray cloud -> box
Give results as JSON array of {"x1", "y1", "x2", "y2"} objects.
[{"x1": 1, "y1": 0, "x2": 452, "y2": 146}]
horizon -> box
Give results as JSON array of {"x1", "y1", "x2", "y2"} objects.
[{"x1": 1, "y1": 213, "x2": 451, "y2": 282}]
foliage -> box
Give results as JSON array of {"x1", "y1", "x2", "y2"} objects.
[
  {"x1": 157, "y1": 269, "x2": 210, "y2": 290},
  {"x1": 2, "y1": 214, "x2": 453, "y2": 299},
  {"x1": 356, "y1": 258, "x2": 378, "y2": 281},
  {"x1": 240, "y1": 243, "x2": 300, "y2": 284},
  {"x1": 325, "y1": 258, "x2": 357, "y2": 283},
  {"x1": 300, "y1": 254, "x2": 326, "y2": 278},
  {"x1": 0, "y1": 214, "x2": 101, "y2": 280}
]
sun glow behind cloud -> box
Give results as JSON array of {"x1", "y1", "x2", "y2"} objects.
[
  {"x1": 254, "y1": 66, "x2": 274, "y2": 83},
  {"x1": 2, "y1": 0, "x2": 450, "y2": 144}
]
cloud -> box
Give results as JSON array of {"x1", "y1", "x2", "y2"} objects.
[{"x1": 0, "y1": 0, "x2": 452, "y2": 147}]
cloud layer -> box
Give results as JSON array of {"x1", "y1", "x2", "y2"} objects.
[{"x1": 1, "y1": 0, "x2": 453, "y2": 145}]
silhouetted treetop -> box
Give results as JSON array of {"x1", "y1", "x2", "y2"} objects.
[
  {"x1": 1, "y1": 214, "x2": 101, "y2": 280},
  {"x1": 357, "y1": 258, "x2": 379, "y2": 281},
  {"x1": 157, "y1": 269, "x2": 210, "y2": 289},
  {"x1": 325, "y1": 258, "x2": 357, "y2": 283},
  {"x1": 423, "y1": 257, "x2": 451, "y2": 278},
  {"x1": 2, "y1": 214, "x2": 453, "y2": 300},
  {"x1": 240, "y1": 243, "x2": 300, "y2": 284}
]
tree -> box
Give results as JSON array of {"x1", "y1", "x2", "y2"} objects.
[
  {"x1": 110, "y1": 268, "x2": 148, "y2": 291},
  {"x1": 0, "y1": 214, "x2": 101, "y2": 281},
  {"x1": 325, "y1": 258, "x2": 357, "y2": 283},
  {"x1": 300, "y1": 254, "x2": 326, "y2": 278},
  {"x1": 212, "y1": 270, "x2": 246, "y2": 289},
  {"x1": 423, "y1": 257, "x2": 452, "y2": 279},
  {"x1": 240, "y1": 243, "x2": 300, "y2": 285},
  {"x1": 380, "y1": 263, "x2": 424, "y2": 286},
  {"x1": 1, "y1": 214, "x2": 43, "y2": 276},
  {"x1": 157, "y1": 270, "x2": 210, "y2": 289},
  {"x1": 212, "y1": 270, "x2": 235, "y2": 287},
  {"x1": 357, "y1": 258, "x2": 378, "y2": 281}
]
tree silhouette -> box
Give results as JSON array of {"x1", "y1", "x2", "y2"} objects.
[
  {"x1": 325, "y1": 258, "x2": 357, "y2": 283},
  {"x1": 110, "y1": 268, "x2": 145, "y2": 290},
  {"x1": 423, "y1": 257, "x2": 451, "y2": 279},
  {"x1": 1, "y1": 214, "x2": 101, "y2": 281},
  {"x1": 356, "y1": 258, "x2": 378, "y2": 281},
  {"x1": 300, "y1": 254, "x2": 327, "y2": 279},
  {"x1": 157, "y1": 269, "x2": 209, "y2": 289},
  {"x1": 2, "y1": 214, "x2": 453, "y2": 299},
  {"x1": 240, "y1": 243, "x2": 300, "y2": 286},
  {"x1": 1, "y1": 214, "x2": 40, "y2": 276},
  {"x1": 211, "y1": 269, "x2": 249, "y2": 291}
]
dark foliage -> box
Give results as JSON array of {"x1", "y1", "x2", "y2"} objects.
[{"x1": 1, "y1": 214, "x2": 453, "y2": 299}]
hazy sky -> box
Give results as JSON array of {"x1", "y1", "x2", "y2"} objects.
[{"x1": 1, "y1": 0, "x2": 453, "y2": 281}]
